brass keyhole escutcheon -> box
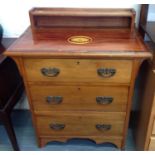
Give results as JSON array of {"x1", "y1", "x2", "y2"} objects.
[
  {"x1": 76, "y1": 61, "x2": 80, "y2": 65},
  {"x1": 67, "y1": 36, "x2": 92, "y2": 45}
]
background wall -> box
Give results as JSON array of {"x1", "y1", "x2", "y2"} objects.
[
  {"x1": 0, "y1": 1, "x2": 141, "y2": 38},
  {"x1": 148, "y1": 4, "x2": 155, "y2": 21}
]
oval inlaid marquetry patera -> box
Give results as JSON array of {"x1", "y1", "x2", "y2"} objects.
[{"x1": 67, "y1": 36, "x2": 92, "y2": 45}]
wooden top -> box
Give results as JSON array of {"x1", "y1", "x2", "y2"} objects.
[
  {"x1": 141, "y1": 22, "x2": 155, "y2": 43},
  {"x1": 5, "y1": 8, "x2": 148, "y2": 59},
  {"x1": 5, "y1": 27, "x2": 152, "y2": 59},
  {"x1": 30, "y1": 7, "x2": 135, "y2": 17}
]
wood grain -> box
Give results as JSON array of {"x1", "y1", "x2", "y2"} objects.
[
  {"x1": 121, "y1": 60, "x2": 143, "y2": 149},
  {"x1": 5, "y1": 28, "x2": 152, "y2": 59},
  {"x1": 30, "y1": 8, "x2": 135, "y2": 17},
  {"x1": 29, "y1": 8, "x2": 135, "y2": 38},
  {"x1": 29, "y1": 85, "x2": 128, "y2": 112},
  {"x1": 4, "y1": 7, "x2": 152, "y2": 149},
  {"x1": 24, "y1": 59, "x2": 132, "y2": 84},
  {"x1": 36, "y1": 111, "x2": 125, "y2": 136}
]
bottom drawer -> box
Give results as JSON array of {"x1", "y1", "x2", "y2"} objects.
[
  {"x1": 36, "y1": 112, "x2": 125, "y2": 136},
  {"x1": 149, "y1": 137, "x2": 155, "y2": 150}
]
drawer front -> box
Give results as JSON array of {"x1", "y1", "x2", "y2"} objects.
[
  {"x1": 24, "y1": 59, "x2": 132, "y2": 84},
  {"x1": 36, "y1": 112, "x2": 125, "y2": 136},
  {"x1": 30, "y1": 85, "x2": 128, "y2": 112},
  {"x1": 149, "y1": 137, "x2": 155, "y2": 150}
]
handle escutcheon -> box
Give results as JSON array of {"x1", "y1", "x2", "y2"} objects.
[
  {"x1": 49, "y1": 123, "x2": 65, "y2": 130},
  {"x1": 41, "y1": 68, "x2": 60, "y2": 77},
  {"x1": 96, "y1": 124, "x2": 112, "y2": 131},
  {"x1": 97, "y1": 68, "x2": 116, "y2": 78},
  {"x1": 46, "y1": 96, "x2": 63, "y2": 104},
  {"x1": 96, "y1": 96, "x2": 113, "y2": 105}
]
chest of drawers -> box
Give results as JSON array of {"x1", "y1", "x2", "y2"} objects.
[{"x1": 5, "y1": 8, "x2": 152, "y2": 149}]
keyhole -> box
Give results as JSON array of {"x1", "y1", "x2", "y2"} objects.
[
  {"x1": 76, "y1": 61, "x2": 80, "y2": 65},
  {"x1": 78, "y1": 88, "x2": 81, "y2": 90}
]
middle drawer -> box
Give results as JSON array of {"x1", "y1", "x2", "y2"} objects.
[{"x1": 29, "y1": 85, "x2": 128, "y2": 112}]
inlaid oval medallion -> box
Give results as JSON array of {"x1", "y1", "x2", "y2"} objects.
[{"x1": 67, "y1": 36, "x2": 92, "y2": 45}]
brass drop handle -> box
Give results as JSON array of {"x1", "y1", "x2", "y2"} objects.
[
  {"x1": 49, "y1": 123, "x2": 65, "y2": 130},
  {"x1": 153, "y1": 70, "x2": 155, "y2": 74},
  {"x1": 41, "y1": 68, "x2": 60, "y2": 77},
  {"x1": 96, "y1": 124, "x2": 112, "y2": 131},
  {"x1": 96, "y1": 97, "x2": 113, "y2": 105},
  {"x1": 97, "y1": 68, "x2": 116, "y2": 78},
  {"x1": 46, "y1": 96, "x2": 63, "y2": 104}
]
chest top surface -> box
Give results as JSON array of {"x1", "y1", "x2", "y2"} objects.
[{"x1": 5, "y1": 8, "x2": 152, "y2": 59}]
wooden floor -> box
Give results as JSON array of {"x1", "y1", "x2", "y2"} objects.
[{"x1": 0, "y1": 110, "x2": 135, "y2": 151}]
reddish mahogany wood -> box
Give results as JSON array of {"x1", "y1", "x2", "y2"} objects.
[
  {"x1": 6, "y1": 28, "x2": 151, "y2": 59},
  {"x1": 29, "y1": 8, "x2": 135, "y2": 33},
  {"x1": 30, "y1": 8, "x2": 135, "y2": 17}
]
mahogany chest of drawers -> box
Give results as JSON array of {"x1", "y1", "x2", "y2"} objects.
[{"x1": 5, "y1": 8, "x2": 152, "y2": 149}]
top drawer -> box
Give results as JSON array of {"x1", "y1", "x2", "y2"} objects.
[{"x1": 24, "y1": 59, "x2": 132, "y2": 84}]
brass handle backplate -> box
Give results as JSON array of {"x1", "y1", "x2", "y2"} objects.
[
  {"x1": 49, "y1": 123, "x2": 65, "y2": 130},
  {"x1": 96, "y1": 96, "x2": 113, "y2": 105},
  {"x1": 41, "y1": 68, "x2": 60, "y2": 77},
  {"x1": 46, "y1": 96, "x2": 63, "y2": 104},
  {"x1": 97, "y1": 68, "x2": 116, "y2": 78},
  {"x1": 96, "y1": 124, "x2": 112, "y2": 131}
]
